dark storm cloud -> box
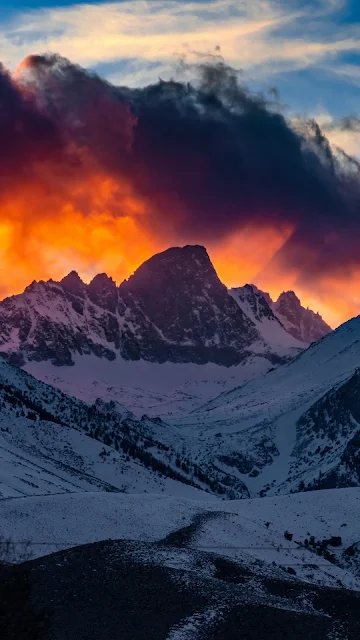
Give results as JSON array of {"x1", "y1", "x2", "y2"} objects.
[
  {"x1": 4, "y1": 53, "x2": 360, "y2": 283},
  {"x1": 0, "y1": 62, "x2": 63, "y2": 182}
]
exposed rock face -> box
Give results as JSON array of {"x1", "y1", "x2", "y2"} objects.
[
  {"x1": 273, "y1": 290, "x2": 332, "y2": 343},
  {"x1": 88, "y1": 274, "x2": 118, "y2": 313},
  {"x1": 231, "y1": 284, "x2": 278, "y2": 324}
]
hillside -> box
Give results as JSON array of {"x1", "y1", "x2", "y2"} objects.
[{"x1": 172, "y1": 314, "x2": 360, "y2": 495}]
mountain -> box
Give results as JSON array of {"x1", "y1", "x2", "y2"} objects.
[
  {"x1": 272, "y1": 289, "x2": 331, "y2": 343},
  {"x1": 117, "y1": 245, "x2": 259, "y2": 365},
  {"x1": 0, "y1": 245, "x2": 298, "y2": 370},
  {"x1": 242, "y1": 284, "x2": 332, "y2": 343},
  {"x1": 230, "y1": 284, "x2": 306, "y2": 356}
]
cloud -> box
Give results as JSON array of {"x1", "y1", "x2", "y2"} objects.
[
  {"x1": 2, "y1": 52, "x2": 360, "y2": 294},
  {"x1": 1, "y1": 0, "x2": 360, "y2": 88},
  {"x1": 314, "y1": 112, "x2": 360, "y2": 157}
]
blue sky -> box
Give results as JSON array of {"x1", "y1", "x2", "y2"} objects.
[{"x1": 1, "y1": 0, "x2": 360, "y2": 153}]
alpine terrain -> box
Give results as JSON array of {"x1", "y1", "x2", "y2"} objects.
[{"x1": 1, "y1": 245, "x2": 360, "y2": 639}]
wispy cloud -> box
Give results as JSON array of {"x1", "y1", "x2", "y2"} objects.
[
  {"x1": 1, "y1": 0, "x2": 359, "y2": 88},
  {"x1": 315, "y1": 111, "x2": 360, "y2": 156}
]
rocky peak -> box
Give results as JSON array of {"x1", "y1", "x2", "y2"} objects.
[
  {"x1": 88, "y1": 273, "x2": 118, "y2": 313},
  {"x1": 120, "y1": 245, "x2": 217, "y2": 299},
  {"x1": 0, "y1": 245, "x2": 310, "y2": 368},
  {"x1": 249, "y1": 284, "x2": 273, "y2": 307},
  {"x1": 118, "y1": 245, "x2": 260, "y2": 366},
  {"x1": 60, "y1": 271, "x2": 86, "y2": 298},
  {"x1": 273, "y1": 290, "x2": 331, "y2": 343},
  {"x1": 275, "y1": 291, "x2": 302, "y2": 321},
  {"x1": 233, "y1": 284, "x2": 276, "y2": 324}
]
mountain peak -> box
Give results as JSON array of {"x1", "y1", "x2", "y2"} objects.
[
  {"x1": 89, "y1": 273, "x2": 115, "y2": 287},
  {"x1": 120, "y1": 245, "x2": 217, "y2": 296},
  {"x1": 273, "y1": 290, "x2": 331, "y2": 343},
  {"x1": 131, "y1": 244, "x2": 210, "y2": 271},
  {"x1": 277, "y1": 290, "x2": 300, "y2": 305},
  {"x1": 88, "y1": 273, "x2": 118, "y2": 312},
  {"x1": 60, "y1": 271, "x2": 85, "y2": 297},
  {"x1": 118, "y1": 244, "x2": 259, "y2": 365}
]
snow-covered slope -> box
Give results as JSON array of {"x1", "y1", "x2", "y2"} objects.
[
  {"x1": 1, "y1": 489, "x2": 360, "y2": 590},
  {"x1": 0, "y1": 412, "x2": 214, "y2": 501},
  {"x1": 0, "y1": 356, "x2": 239, "y2": 500},
  {"x1": 24, "y1": 354, "x2": 276, "y2": 419}
]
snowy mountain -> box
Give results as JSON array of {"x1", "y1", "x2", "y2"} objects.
[
  {"x1": 272, "y1": 290, "x2": 332, "y2": 343},
  {"x1": 0, "y1": 245, "x2": 314, "y2": 425},
  {"x1": 241, "y1": 284, "x2": 332, "y2": 343},
  {"x1": 0, "y1": 246, "x2": 256, "y2": 368},
  {"x1": 230, "y1": 284, "x2": 306, "y2": 356}
]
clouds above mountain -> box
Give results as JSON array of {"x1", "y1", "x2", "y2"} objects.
[{"x1": 0, "y1": 50, "x2": 359, "y2": 329}]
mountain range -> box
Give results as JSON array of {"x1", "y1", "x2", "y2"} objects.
[{"x1": 0, "y1": 245, "x2": 330, "y2": 371}]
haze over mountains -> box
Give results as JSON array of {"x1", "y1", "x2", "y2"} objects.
[{"x1": 2, "y1": 244, "x2": 360, "y2": 639}]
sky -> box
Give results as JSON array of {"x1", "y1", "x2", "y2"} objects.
[{"x1": 1, "y1": 0, "x2": 360, "y2": 326}]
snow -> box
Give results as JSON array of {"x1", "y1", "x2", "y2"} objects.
[
  {"x1": 25, "y1": 354, "x2": 273, "y2": 418},
  {"x1": 161, "y1": 314, "x2": 360, "y2": 495},
  {"x1": 0, "y1": 414, "x2": 214, "y2": 501}
]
